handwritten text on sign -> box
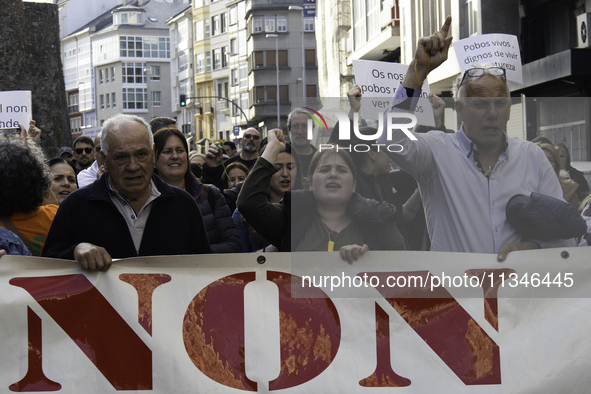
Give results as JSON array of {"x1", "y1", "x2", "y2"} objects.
[
  {"x1": 452, "y1": 34, "x2": 522, "y2": 84},
  {"x1": 0, "y1": 90, "x2": 32, "y2": 129},
  {"x1": 352, "y1": 59, "x2": 435, "y2": 127}
]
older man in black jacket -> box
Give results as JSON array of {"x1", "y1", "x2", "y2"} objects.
[{"x1": 43, "y1": 114, "x2": 211, "y2": 270}]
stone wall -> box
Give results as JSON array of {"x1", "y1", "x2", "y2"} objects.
[{"x1": 0, "y1": 0, "x2": 70, "y2": 157}]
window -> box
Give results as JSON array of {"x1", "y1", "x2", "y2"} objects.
[
  {"x1": 240, "y1": 92, "x2": 249, "y2": 115},
  {"x1": 99, "y1": 69, "x2": 103, "y2": 84},
  {"x1": 205, "y1": 52, "x2": 211, "y2": 72},
  {"x1": 467, "y1": 0, "x2": 478, "y2": 36},
  {"x1": 239, "y1": 62, "x2": 247, "y2": 88},
  {"x1": 177, "y1": 20, "x2": 189, "y2": 43},
  {"x1": 196, "y1": 53, "x2": 204, "y2": 74},
  {"x1": 204, "y1": 19, "x2": 210, "y2": 39},
  {"x1": 213, "y1": 48, "x2": 221, "y2": 70},
  {"x1": 266, "y1": 50, "x2": 276, "y2": 66},
  {"x1": 106, "y1": 93, "x2": 110, "y2": 109},
  {"x1": 229, "y1": 6, "x2": 237, "y2": 25},
  {"x1": 111, "y1": 66, "x2": 116, "y2": 82},
  {"x1": 123, "y1": 88, "x2": 147, "y2": 109},
  {"x1": 150, "y1": 65, "x2": 160, "y2": 80},
  {"x1": 265, "y1": 16, "x2": 275, "y2": 32},
  {"x1": 152, "y1": 91, "x2": 161, "y2": 107},
  {"x1": 306, "y1": 84, "x2": 316, "y2": 98},
  {"x1": 253, "y1": 86, "x2": 289, "y2": 103},
  {"x1": 178, "y1": 50, "x2": 189, "y2": 73},
  {"x1": 112, "y1": 92, "x2": 116, "y2": 108},
  {"x1": 252, "y1": 50, "x2": 288, "y2": 68},
  {"x1": 230, "y1": 38, "x2": 237, "y2": 55},
  {"x1": 254, "y1": 51, "x2": 264, "y2": 67},
  {"x1": 100, "y1": 94, "x2": 104, "y2": 109},
  {"x1": 305, "y1": 49, "x2": 316, "y2": 67},
  {"x1": 221, "y1": 12, "x2": 227, "y2": 33},
  {"x1": 194, "y1": 0, "x2": 202, "y2": 7},
  {"x1": 195, "y1": 20, "x2": 203, "y2": 41},
  {"x1": 253, "y1": 16, "x2": 263, "y2": 33},
  {"x1": 212, "y1": 15, "x2": 220, "y2": 36},
  {"x1": 304, "y1": 18, "x2": 314, "y2": 31},
  {"x1": 122, "y1": 62, "x2": 146, "y2": 83},
  {"x1": 277, "y1": 15, "x2": 287, "y2": 32},
  {"x1": 278, "y1": 50, "x2": 288, "y2": 66},
  {"x1": 231, "y1": 68, "x2": 238, "y2": 85},
  {"x1": 280, "y1": 85, "x2": 288, "y2": 102},
  {"x1": 120, "y1": 36, "x2": 170, "y2": 58},
  {"x1": 105, "y1": 68, "x2": 109, "y2": 83},
  {"x1": 222, "y1": 46, "x2": 228, "y2": 68}
]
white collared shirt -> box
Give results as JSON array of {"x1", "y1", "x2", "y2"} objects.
[
  {"x1": 107, "y1": 178, "x2": 161, "y2": 253},
  {"x1": 377, "y1": 83, "x2": 573, "y2": 253}
]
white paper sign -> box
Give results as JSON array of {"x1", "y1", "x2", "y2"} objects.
[
  {"x1": 353, "y1": 59, "x2": 435, "y2": 127},
  {"x1": 452, "y1": 34, "x2": 522, "y2": 83},
  {"x1": 0, "y1": 90, "x2": 32, "y2": 129}
]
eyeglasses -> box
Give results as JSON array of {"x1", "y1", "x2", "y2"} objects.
[
  {"x1": 460, "y1": 67, "x2": 506, "y2": 86},
  {"x1": 243, "y1": 134, "x2": 260, "y2": 140},
  {"x1": 75, "y1": 147, "x2": 93, "y2": 155},
  {"x1": 95, "y1": 146, "x2": 102, "y2": 152}
]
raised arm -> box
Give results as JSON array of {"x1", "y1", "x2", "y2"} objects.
[
  {"x1": 402, "y1": 16, "x2": 453, "y2": 90},
  {"x1": 236, "y1": 129, "x2": 288, "y2": 249}
]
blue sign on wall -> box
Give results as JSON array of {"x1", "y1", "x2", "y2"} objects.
[{"x1": 304, "y1": 0, "x2": 316, "y2": 17}]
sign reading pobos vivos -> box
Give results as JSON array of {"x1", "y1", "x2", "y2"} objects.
[
  {"x1": 1, "y1": 249, "x2": 591, "y2": 393},
  {"x1": 452, "y1": 34, "x2": 523, "y2": 84},
  {"x1": 0, "y1": 90, "x2": 32, "y2": 129}
]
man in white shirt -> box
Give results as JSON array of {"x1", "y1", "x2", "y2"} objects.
[
  {"x1": 376, "y1": 16, "x2": 575, "y2": 261},
  {"x1": 77, "y1": 133, "x2": 104, "y2": 187}
]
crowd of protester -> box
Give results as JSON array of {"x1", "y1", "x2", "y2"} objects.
[{"x1": 1, "y1": 16, "x2": 590, "y2": 264}]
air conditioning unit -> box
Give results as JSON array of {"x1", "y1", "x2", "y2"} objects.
[{"x1": 576, "y1": 13, "x2": 590, "y2": 48}]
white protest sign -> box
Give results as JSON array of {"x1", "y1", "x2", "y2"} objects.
[
  {"x1": 453, "y1": 34, "x2": 522, "y2": 83},
  {"x1": 0, "y1": 90, "x2": 32, "y2": 129},
  {"x1": 353, "y1": 60, "x2": 435, "y2": 127}
]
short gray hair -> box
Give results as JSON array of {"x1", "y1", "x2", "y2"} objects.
[
  {"x1": 100, "y1": 114, "x2": 153, "y2": 156},
  {"x1": 287, "y1": 108, "x2": 308, "y2": 131},
  {"x1": 452, "y1": 63, "x2": 510, "y2": 105}
]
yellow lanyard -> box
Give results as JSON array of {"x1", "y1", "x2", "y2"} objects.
[{"x1": 321, "y1": 216, "x2": 345, "y2": 252}]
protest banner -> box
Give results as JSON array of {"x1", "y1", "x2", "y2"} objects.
[
  {"x1": 1, "y1": 247, "x2": 590, "y2": 393},
  {"x1": 452, "y1": 34, "x2": 522, "y2": 83},
  {"x1": 352, "y1": 59, "x2": 435, "y2": 127},
  {"x1": 0, "y1": 91, "x2": 32, "y2": 130}
]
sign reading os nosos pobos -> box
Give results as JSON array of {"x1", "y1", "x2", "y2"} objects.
[
  {"x1": 352, "y1": 59, "x2": 435, "y2": 127},
  {"x1": 0, "y1": 91, "x2": 32, "y2": 129},
  {"x1": 452, "y1": 34, "x2": 523, "y2": 84}
]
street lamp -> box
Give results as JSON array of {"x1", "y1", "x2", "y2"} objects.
[
  {"x1": 266, "y1": 33, "x2": 280, "y2": 128},
  {"x1": 289, "y1": 5, "x2": 305, "y2": 107}
]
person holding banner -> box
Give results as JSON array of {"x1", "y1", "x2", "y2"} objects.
[
  {"x1": 378, "y1": 16, "x2": 576, "y2": 260},
  {"x1": 43, "y1": 114, "x2": 211, "y2": 270},
  {"x1": 0, "y1": 132, "x2": 57, "y2": 257},
  {"x1": 238, "y1": 129, "x2": 405, "y2": 263}
]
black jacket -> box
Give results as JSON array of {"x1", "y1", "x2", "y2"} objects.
[
  {"x1": 43, "y1": 174, "x2": 211, "y2": 260},
  {"x1": 186, "y1": 177, "x2": 241, "y2": 253},
  {"x1": 237, "y1": 158, "x2": 406, "y2": 252}
]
